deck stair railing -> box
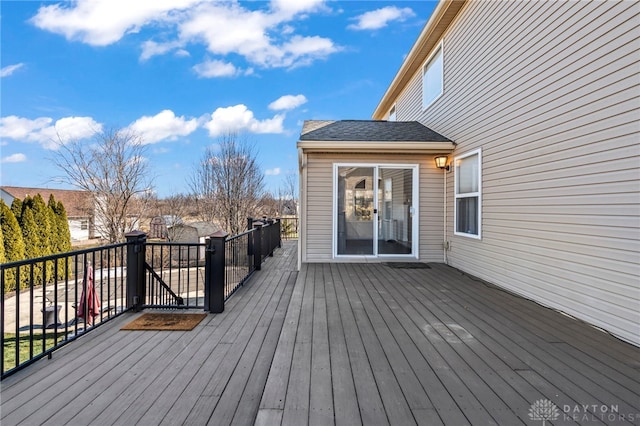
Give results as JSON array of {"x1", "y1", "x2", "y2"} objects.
[{"x1": 1, "y1": 217, "x2": 283, "y2": 379}]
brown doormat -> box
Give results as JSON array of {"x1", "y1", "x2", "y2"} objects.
[{"x1": 121, "y1": 313, "x2": 207, "y2": 331}]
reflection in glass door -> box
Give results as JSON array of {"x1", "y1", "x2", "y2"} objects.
[
  {"x1": 336, "y1": 165, "x2": 416, "y2": 257},
  {"x1": 378, "y1": 168, "x2": 413, "y2": 255},
  {"x1": 337, "y1": 166, "x2": 375, "y2": 255}
]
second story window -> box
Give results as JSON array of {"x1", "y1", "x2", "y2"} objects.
[
  {"x1": 388, "y1": 105, "x2": 397, "y2": 121},
  {"x1": 422, "y1": 42, "x2": 443, "y2": 109}
]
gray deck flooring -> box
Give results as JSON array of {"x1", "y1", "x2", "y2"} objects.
[{"x1": 1, "y1": 241, "x2": 639, "y2": 425}]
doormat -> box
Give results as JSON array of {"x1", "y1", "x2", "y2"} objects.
[
  {"x1": 121, "y1": 313, "x2": 207, "y2": 331},
  {"x1": 384, "y1": 262, "x2": 431, "y2": 269}
]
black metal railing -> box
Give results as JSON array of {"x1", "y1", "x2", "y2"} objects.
[
  {"x1": 248, "y1": 217, "x2": 281, "y2": 266},
  {"x1": 1, "y1": 243, "x2": 128, "y2": 378},
  {"x1": 224, "y1": 230, "x2": 255, "y2": 299},
  {"x1": 280, "y1": 216, "x2": 299, "y2": 240},
  {"x1": 1, "y1": 217, "x2": 284, "y2": 379},
  {"x1": 145, "y1": 242, "x2": 205, "y2": 309}
]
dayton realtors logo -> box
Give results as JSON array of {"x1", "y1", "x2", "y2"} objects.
[
  {"x1": 529, "y1": 400, "x2": 638, "y2": 424},
  {"x1": 529, "y1": 399, "x2": 560, "y2": 425}
]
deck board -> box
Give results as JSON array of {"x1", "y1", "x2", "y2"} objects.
[
  {"x1": 324, "y1": 263, "x2": 361, "y2": 426},
  {"x1": 330, "y1": 263, "x2": 388, "y2": 426},
  {"x1": 309, "y1": 263, "x2": 334, "y2": 426},
  {"x1": 427, "y1": 264, "x2": 640, "y2": 420},
  {"x1": 2, "y1": 243, "x2": 639, "y2": 426}
]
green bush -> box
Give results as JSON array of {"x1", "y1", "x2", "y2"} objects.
[
  {"x1": 49, "y1": 195, "x2": 72, "y2": 279},
  {"x1": 0, "y1": 200, "x2": 26, "y2": 292}
]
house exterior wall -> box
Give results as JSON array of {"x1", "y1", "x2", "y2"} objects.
[
  {"x1": 1, "y1": 188, "x2": 94, "y2": 242},
  {"x1": 68, "y1": 218, "x2": 90, "y2": 241},
  {"x1": 302, "y1": 152, "x2": 445, "y2": 263},
  {"x1": 383, "y1": 1, "x2": 640, "y2": 345}
]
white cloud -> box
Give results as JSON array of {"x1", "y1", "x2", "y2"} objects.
[
  {"x1": 0, "y1": 116, "x2": 52, "y2": 140},
  {"x1": 204, "y1": 104, "x2": 284, "y2": 137},
  {"x1": 30, "y1": 0, "x2": 338, "y2": 70},
  {"x1": 348, "y1": 6, "x2": 415, "y2": 31},
  {"x1": 193, "y1": 59, "x2": 241, "y2": 78},
  {"x1": 0, "y1": 115, "x2": 101, "y2": 149},
  {"x1": 278, "y1": 35, "x2": 337, "y2": 68},
  {"x1": 153, "y1": 147, "x2": 170, "y2": 154},
  {"x1": 30, "y1": 0, "x2": 201, "y2": 46},
  {"x1": 1, "y1": 63, "x2": 25, "y2": 77},
  {"x1": 270, "y1": 0, "x2": 325, "y2": 18},
  {"x1": 1, "y1": 153, "x2": 27, "y2": 163},
  {"x1": 265, "y1": 167, "x2": 281, "y2": 176},
  {"x1": 127, "y1": 109, "x2": 198, "y2": 144},
  {"x1": 269, "y1": 94, "x2": 307, "y2": 111},
  {"x1": 140, "y1": 40, "x2": 183, "y2": 61}
]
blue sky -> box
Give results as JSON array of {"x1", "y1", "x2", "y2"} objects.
[{"x1": 1, "y1": 0, "x2": 436, "y2": 197}]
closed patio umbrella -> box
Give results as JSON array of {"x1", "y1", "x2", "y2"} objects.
[{"x1": 77, "y1": 264, "x2": 101, "y2": 322}]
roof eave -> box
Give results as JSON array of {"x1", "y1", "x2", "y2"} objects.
[
  {"x1": 297, "y1": 140, "x2": 456, "y2": 153},
  {"x1": 372, "y1": 0, "x2": 468, "y2": 120}
]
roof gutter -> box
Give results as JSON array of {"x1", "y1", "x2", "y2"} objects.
[
  {"x1": 372, "y1": 0, "x2": 467, "y2": 120},
  {"x1": 297, "y1": 140, "x2": 455, "y2": 153}
]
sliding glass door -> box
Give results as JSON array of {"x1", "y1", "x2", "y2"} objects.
[
  {"x1": 377, "y1": 167, "x2": 413, "y2": 255},
  {"x1": 336, "y1": 166, "x2": 375, "y2": 255},
  {"x1": 335, "y1": 164, "x2": 417, "y2": 258}
]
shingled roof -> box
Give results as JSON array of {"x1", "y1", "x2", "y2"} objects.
[
  {"x1": 1, "y1": 186, "x2": 93, "y2": 218},
  {"x1": 300, "y1": 120, "x2": 451, "y2": 142}
]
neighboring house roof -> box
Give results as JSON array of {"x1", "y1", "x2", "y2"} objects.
[
  {"x1": 152, "y1": 215, "x2": 184, "y2": 225},
  {"x1": 168, "y1": 221, "x2": 217, "y2": 238},
  {"x1": 300, "y1": 120, "x2": 452, "y2": 142},
  {"x1": 190, "y1": 221, "x2": 218, "y2": 237},
  {"x1": 298, "y1": 120, "x2": 455, "y2": 153},
  {"x1": 0, "y1": 186, "x2": 93, "y2": 218}
]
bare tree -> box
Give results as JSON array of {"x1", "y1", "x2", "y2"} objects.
[
  {"x1": 190, "y1": 133, "x2": 264, "y2": 235},
  {"x1": 282, "y1": 170, "x2": 298, "y2": 215},
  {"x1": 53, "y1": 128, "x2": 154, "y2": 243},
  {"x1": 259, "y1": 192, "x2": 280, "y2": 217}
]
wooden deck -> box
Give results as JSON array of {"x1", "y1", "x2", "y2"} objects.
[{"x1": 2, "y1": 241, "x2": 639, "y2": 425}]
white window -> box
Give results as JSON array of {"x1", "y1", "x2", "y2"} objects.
[
  {"x1": 81, "y1": 220, "x2": 89, "y2": 230},
  {"x1": 388, "y1": 104, "x2": 396, "y2": 121},
  {"x1": 422, "y1": 43, "x2": 443, "y2": 109},
  {"x1": 454, "y1": 149, "x2": 481, "y2": 238}
]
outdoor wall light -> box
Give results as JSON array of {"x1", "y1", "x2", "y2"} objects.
[{"x1": 434, "y1": 156, "x2": 449, "y2": 171}]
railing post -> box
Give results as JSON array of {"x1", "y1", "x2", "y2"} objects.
[
  {"x1": 125, "y1": 231, "x2": 147, "y2": 312},
  {"x1": 276, "y1": 218, "x2": 282, "y2": 248},
  {"x1": 247, "y1": 217, "x2": 254, "y2": 256},
  {"x1": 266, "y1": 219, "x2": 275, "y2": 256},
  {"x1": 253, "y1": 221, "x2": 263, "y2": 271},
  {"x1": 204, "y1": 230, "x2": 228, "y2": 313}
]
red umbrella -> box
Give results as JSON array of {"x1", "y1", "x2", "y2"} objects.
[{"x1": 77, "y1": 264, "x2": 101, "y2": 320}]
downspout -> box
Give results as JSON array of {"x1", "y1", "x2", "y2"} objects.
[
  {"x1": 443, "y1": 166, "x2": 448, "y2": 264},
  {"x1": 297, "y1": 147, "x2": 306, "y2": 271}
]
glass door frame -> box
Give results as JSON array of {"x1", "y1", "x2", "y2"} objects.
[{"x1": 333, "y1": 162, "x2": 419, "y2": 259}]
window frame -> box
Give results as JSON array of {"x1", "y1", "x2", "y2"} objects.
[
  {"x1": 422, "y1": 41, "x2": 444, "y2": 110},
  {"x1": 454, "y1": 148, "x2": 482, "y2": 239},
  {"x1": 388, "y1": 104, "x2": 397, "y2": 121}
]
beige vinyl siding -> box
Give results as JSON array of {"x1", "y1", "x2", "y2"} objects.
[
  {"x1": 395, "y1": 1, "x2": 640, "y2": 344},
  {"x1": 303, "y1": 152, "x2": 444, "y2": 262}
]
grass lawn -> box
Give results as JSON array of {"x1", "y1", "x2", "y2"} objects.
[{"x1": 3, "y1": 332, "x2": 67, "y2": 374}]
